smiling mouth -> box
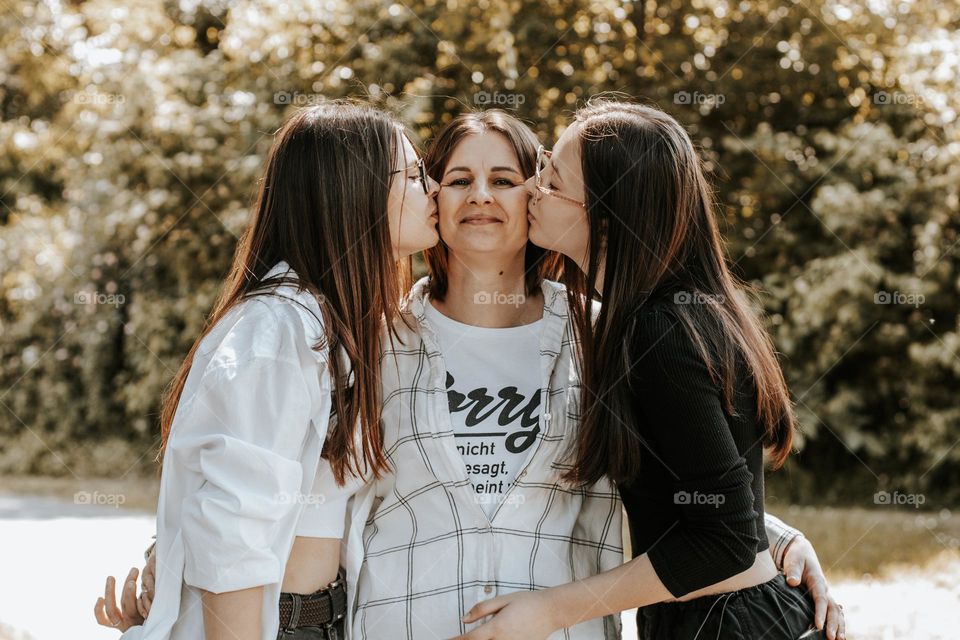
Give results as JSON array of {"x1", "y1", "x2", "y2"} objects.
[{"x1": 461, "y1": 216, "x2": 501, "y2": 224}]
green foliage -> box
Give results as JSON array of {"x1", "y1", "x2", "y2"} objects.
[{"x1": 1, "y1": 0, "x2": 957, "y2": 502}]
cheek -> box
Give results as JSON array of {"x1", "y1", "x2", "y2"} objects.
[
  {"x1": 500, "y1": 187, "x2": 530, "y2": 216},
  {"x1": 437, "y1": 189, "x2": 463, "y2": 216},
  {"x1": 436, "y1": 191, "x2": 461, "y2": 231},
  {"x1": 499, "y1": 189, "x2": 531, "y2": 232},
  {"x1": 563, "y1": 210, "x2": 590, "y2": 245},
  {"x1": 404, "y1": 188, "x2": 426, "y2": 216},
  {"x1": 386, "y1": 186, "x2": 404, "y2": 230},
  {"x1": 543, "y1": 205, "x2": 584, "y2": 243}
]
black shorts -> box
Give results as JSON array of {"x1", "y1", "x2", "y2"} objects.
[
  {"x1": 638, "y1": 574, "x2": 822, "y2": 640},
  {"x1": 276, "y1": 619, "x2": 344, "y2": 640}
]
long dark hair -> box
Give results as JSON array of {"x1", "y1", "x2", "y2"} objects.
[
  {"x1": 422, "y1": 109, "x2": 562, "y2": 298},
  {"x1": 563, "y1": 99, "x2": 795, "y2": 486},
  {"x1": 159, "y1": 101, "x2": 410, "y2": 484}
]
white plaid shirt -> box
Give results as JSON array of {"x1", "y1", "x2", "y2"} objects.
[{"x1": 341, "y1": 277, "x2": 624, "y2": 639}]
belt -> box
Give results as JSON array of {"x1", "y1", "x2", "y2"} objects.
[{"x1": 278, "y1": 573, "x2": 347, "y2": 638}]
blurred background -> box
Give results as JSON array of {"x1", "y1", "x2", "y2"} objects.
[{"x1": 0, "y1": 0, "x2": 957, "y2": 638}]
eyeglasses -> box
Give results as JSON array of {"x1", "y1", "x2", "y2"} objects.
[
  {"x1": 389, "y1": 157, "x2": 429, "y2": 194},
  {"x1": 535, "y1": 145, "x2": 586, "y2": 208}
]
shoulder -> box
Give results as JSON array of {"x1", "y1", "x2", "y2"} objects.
[
  {"x1": 631, "y1": 298, "x2": 686, "y2": 345},
  {"x1": 199, "y1": 290, "x2": 329, "y2": 373},
  {"x1": 627, "y1": 298, "x2": 715, "y2": 383}
]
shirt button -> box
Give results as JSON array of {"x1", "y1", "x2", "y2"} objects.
[{"x1": 484, "y1": 585, "x2": 493, "y2": 594}]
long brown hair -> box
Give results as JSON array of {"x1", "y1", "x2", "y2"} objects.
[
  {"x1": 159, "y1": 102, "x2": 411, "y2": 484},
  {"x1": 422, "y1": 110, "x2": 562, "y2": 297},
  {"x1": 563, "y1": 99, "x2": 795, "y2": 486}
]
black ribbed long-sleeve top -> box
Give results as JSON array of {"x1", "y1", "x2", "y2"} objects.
[{"x1": 618, "y1": 301, "x2": 769, "y2": 598}]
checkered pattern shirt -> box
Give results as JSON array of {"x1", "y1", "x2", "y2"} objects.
[
  {"x1": 337, "y1": 277, "x2": 803, "y2": 639},
  {"x1": 341, "y1": 277, "x2": 624, "y2": 639}
]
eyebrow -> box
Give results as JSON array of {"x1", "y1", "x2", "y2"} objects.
[{"x1": 444, "y1": 165, "x2": 522, "y2": 175}]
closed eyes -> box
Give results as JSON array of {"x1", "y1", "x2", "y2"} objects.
[{"x1": 441, "y1": 177, "x2": 520, "y2": 188}]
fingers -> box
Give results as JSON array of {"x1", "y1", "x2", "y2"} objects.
[
  {"x1": 137, "y1": 576, "x2": 153, "y2": 619},
  {"x1": 145, "y1": 552, "x2": 157, "y2": 581},
  {"x1": 797, "y1": 558, "x2": 828, "y2": 629},
  {"x1": 104, "y1": 576, "x2": 122, "y2": 626},
  {"x1": 824, "y1": 599, "x2": 845, "y2": 640},
  {"x1": 137, "y1": 586, "x2": 153, "y2": 619},
  {"x1": 813, "y1": 585, "x2": 827, "y2": 630},
  {"x1": 142, "y1": 561, "x2": 155, "y2": 596},
  {"x1": 121, "y1": 567, "x2": 142, "y2": 624},
  {"x1": 94, "y1": 596, "x2": 115, "y2": 628},
  {"x1": 461, "y1": 598, "x2": 502, "y2": 624},
  {"x1": 782, "y1": 552, "x2": 803, "y2": 587}
]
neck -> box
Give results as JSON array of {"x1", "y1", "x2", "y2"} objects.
[
  {"x1": 573, "y1": 252, "x2": 605, "y2": 296},
  {"x1": 431, "y1": 248, "x2": 544, "y2": 328}
]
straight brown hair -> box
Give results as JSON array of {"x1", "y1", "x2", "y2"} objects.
[
  {"x1": 159, "y1": 102, "x2": 412, "y2": 484},
  {"x1": 422, "y1": 110, "x2": 562, "y2": 297},
  {"x1": 563, "y1": 99, "x2": 795, "y2": 486}
]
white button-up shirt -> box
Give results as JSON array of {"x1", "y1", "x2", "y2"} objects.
[
  {"x1": 123, "y1": 261, "x2": 348, "y2": 640},
  {"x1": 341, "y1": 278, "x2": 625, "y2": 640}
]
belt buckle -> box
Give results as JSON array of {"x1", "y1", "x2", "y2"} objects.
[
  {"x1": 320, "y1": 615, "x2": 340, "y2": 640},
  {"x1": 322, "y1": 575, "x2": 345, "y2": 640}
]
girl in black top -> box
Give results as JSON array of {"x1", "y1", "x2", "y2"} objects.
[{"x1": 455, "y1": 99, "x2": 845, "y2": 640}]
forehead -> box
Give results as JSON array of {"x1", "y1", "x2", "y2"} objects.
[
  {"x1": 552, "y1": 122, "x2": 581, "y2": 159},
  {"x1": 445, "y1": 131, "x2": 519, "y2": 170},
  {"x1": 395, "y1": 132, "x2": 417, "y2": 159}
]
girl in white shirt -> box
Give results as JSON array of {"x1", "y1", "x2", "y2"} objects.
[{"x1": 92, "y1": 101, "x2": 440, "y2": 640}]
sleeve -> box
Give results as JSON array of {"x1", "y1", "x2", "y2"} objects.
[
  {"x1": 765, "y1": 512, "x2": 803, "y2": 570},
  {"x1": 630, "y1": 307, "x2": 761, "y2": 597},
  {"x1": 168, "y1": 352, "x2": 315, "y2": 594}
]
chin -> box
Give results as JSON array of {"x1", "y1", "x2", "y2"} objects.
[{"x1": 527, "y1": 228, "x2": 550, "y2": 251}]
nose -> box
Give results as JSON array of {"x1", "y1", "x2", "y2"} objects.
[
  {"x1": 523, "y1": 175, "x2": 540, "y2": 205},
  {"x1": 426, "y1": 175, "x2": 440, "y2": 198},
  {"x1": 467, "y1": 182, "x2": 494, "y2": 205}
]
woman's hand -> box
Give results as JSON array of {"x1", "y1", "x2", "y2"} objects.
[
  {"x1": 94, "y1": 549, "x2": 156, "y2": 631},
  {"x1": 94, "y1": 568, "x2": 144, "y2": 631},
  {"x1": 450, "y1": 590, "x2": 562, "y2": 640},
  {"x1": 781, "y1": 536, "x2": 845, "y2": 640}
]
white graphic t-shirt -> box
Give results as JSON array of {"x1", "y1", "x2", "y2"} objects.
[{"x1": 424, "y1": 298, "x2": 544, "y2": 518}]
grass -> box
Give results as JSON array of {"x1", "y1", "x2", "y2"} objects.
[
  {"x1": 3, "y1": 475, "x2": 957, "y2": 581},
  {"x1": 764, "y1": 501, "x2": 960, "y2": 581},
  {"x1": 0, "y1": 474, "x2": 160, "y2": 512}
]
